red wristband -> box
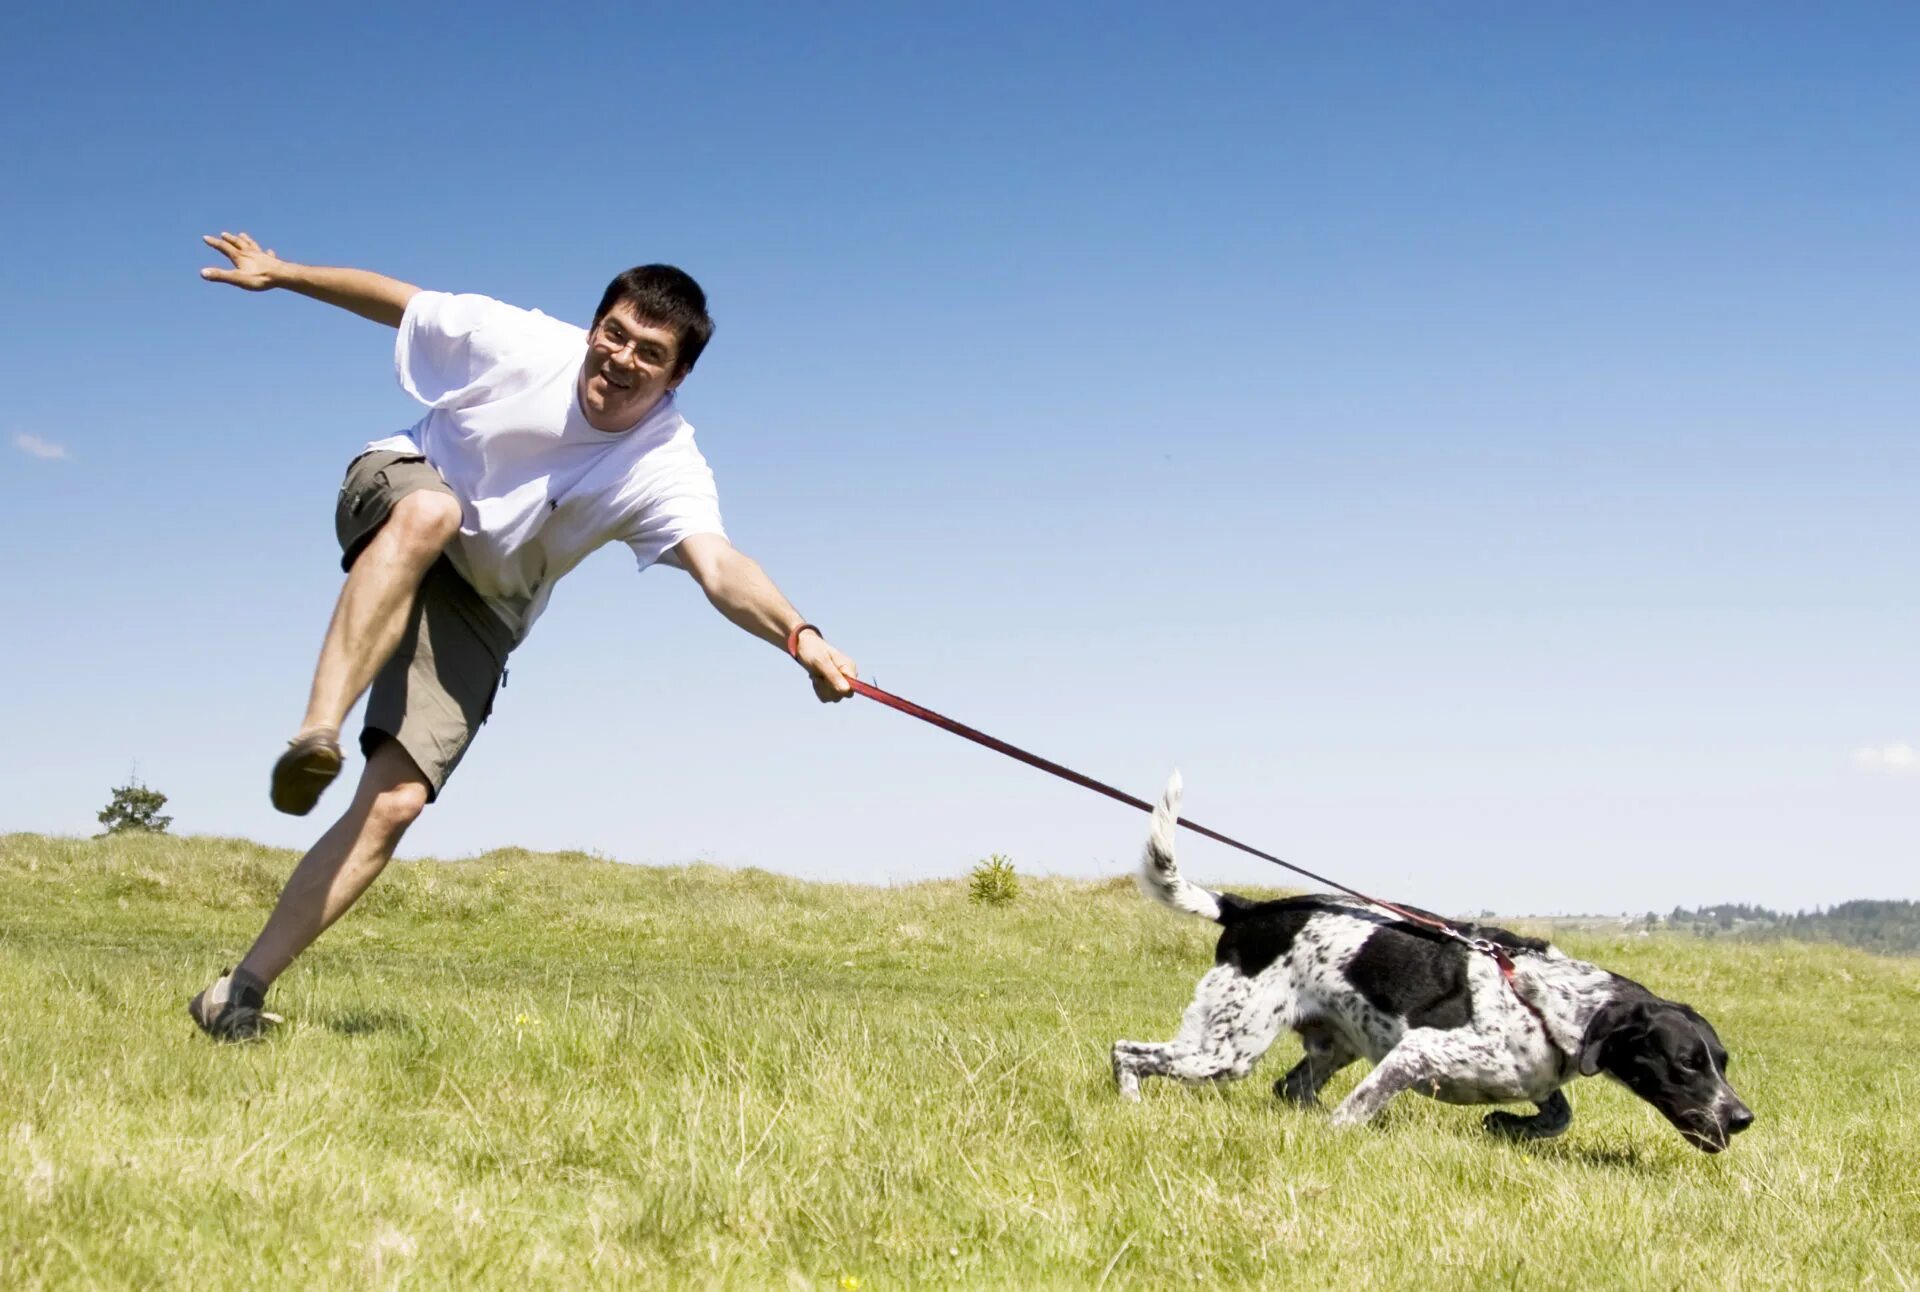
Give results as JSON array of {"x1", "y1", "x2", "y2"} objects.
[{"x1": 785, "y1": 622, "x2": 821, "y2": 659}]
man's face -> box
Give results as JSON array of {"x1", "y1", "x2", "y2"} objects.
[{"x1": 579, "y1": 300, "x2": 682, "y2": 432}]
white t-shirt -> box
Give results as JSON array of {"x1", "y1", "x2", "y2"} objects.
[{"x1": 363, "y1": 291, "x2": 727, "y2": 641}]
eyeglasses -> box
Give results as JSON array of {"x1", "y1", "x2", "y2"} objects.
[{"x1": 591, "y1": 319, "x2": 674, "y2": 369}]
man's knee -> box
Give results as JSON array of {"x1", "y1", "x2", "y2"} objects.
[
  {"x1": 388, "y1": 490, "x2": 460, "y2": 553},
  {"x1": 366, "y1": 778, "x2": 430, "y2": 842}
]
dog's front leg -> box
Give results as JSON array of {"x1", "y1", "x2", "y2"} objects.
[
  {"x1": 1329, "y1": 1031, "x2": 1453, "y2": 1127},
  {"x1": 1483, "y1": 1090, "x2": 1573, "y2": 1141}
]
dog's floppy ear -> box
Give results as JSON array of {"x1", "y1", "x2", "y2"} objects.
[{"x1": 1577, "y1": 1000, "x2": 1643, "y2": 1077}]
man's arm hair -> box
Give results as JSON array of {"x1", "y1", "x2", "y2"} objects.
[
  {"x1": 670, "y1": 533, "x2": 806, "y2": 648},
  {"x1": 268, "y1": 263, "x2": 420, "y2": 327},
  {"x1": 200, "y1": 231, "x2": 420, "y2": 328},
  {"x1": 669, "y1": 533, "x2": 857, "y2": 702}
]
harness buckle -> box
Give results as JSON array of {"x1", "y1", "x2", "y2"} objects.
[{"x1": 1466, "y1": 936, "x2": 1517, "y2": 975}]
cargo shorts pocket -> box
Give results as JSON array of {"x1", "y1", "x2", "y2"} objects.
[
  {"x1": 337, "y1": 451, "x2": 422, "y2": 517},
  {"x1": 334, "y1": 451, "x2": 436, "y2": 571}
]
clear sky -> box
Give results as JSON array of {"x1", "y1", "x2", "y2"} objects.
[{"x1": 2, "y1": 3, "x2": 1913, "y2": 914}]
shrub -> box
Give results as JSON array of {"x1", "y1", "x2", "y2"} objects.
[
  {"x1": 97, "y1": 778, "x2": 172, "y2": 836},
  {"x1": 968, "y1": 854, "x2": 1019, "y2": 907}
]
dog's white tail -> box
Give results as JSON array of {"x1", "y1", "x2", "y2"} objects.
[{"x1": 1135, "y1": 771, "x2": 1224, "y2": 922}]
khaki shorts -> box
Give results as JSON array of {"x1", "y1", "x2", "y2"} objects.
[{"x1": 335, "y1": 450, "x2": 515, "y2": 801}]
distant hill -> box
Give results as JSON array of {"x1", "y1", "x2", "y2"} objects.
[{"x1": 1655, "y1": 900, "x2": 1920, "y2": 956}]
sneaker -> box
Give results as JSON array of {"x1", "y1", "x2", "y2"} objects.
[
  {"x1": 188, "y1": 967, "x2": 283, "y2": 1042},
  {"x1": 270, "y1": 729, "x2": 343, "y2": 816}
]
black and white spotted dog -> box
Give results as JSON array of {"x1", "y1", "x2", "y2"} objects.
[{"x1": 1111, "y1": 774, "x2": 1754, "y2": 1152}]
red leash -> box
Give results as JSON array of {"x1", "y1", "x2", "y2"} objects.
[
  {"x1": 788, "y1": 623, "x2": 1559, "y2": 1048},
  {"x1": 840, "y1": 673, "x2": 1445, "y2": 934},
  {"x1": 843, "y1": 672, "x2": 1559, "y2": 1048}
]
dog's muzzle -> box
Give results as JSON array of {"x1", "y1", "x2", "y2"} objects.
[{"x1": 1680, "y1": 1099, "x2": 1755, "y2": 1153}]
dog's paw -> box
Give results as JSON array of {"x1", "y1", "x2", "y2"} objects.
[
  {"x1": 1482, "y1": 1110, "x2": 1528, "y2": 1138},
  {"x1": 1110, "y1": 1043, "x2": 1143, "y2": 1100},
  {"x1": 1274, "y1": 1077, "x2": 1323, "y2": 1110},
  {"x1": 1482, "y1": 1109, "x2": 1568, "y2": 1141}
]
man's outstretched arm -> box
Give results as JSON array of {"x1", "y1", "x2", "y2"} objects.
[
  {"x1": 200, "y1": 231, "x2": 419, "y2": 327},
  {"x1": 670, "y1": 533, "x2": 858, "y2": 702}
]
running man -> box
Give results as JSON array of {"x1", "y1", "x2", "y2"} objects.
[{"x1": 188, "y1": 232, "x2": 857, "y2": 1039}]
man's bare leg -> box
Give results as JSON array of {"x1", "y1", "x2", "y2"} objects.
[
  {"x1": 192, "y1": 741, "x2": 430, "y2": 1039},
  {"x1": 244, "y1": 740, "x2": 433, "y2": 986},
  {"x1": 302, "y1": 490, "x2": 461, "y2": 738},
  {"x1": 272, "y1": 490, "x2": 459, "y2": 815}
]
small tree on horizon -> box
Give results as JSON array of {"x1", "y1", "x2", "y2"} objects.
[
  {"x1": 969, "y1": 854, "x2": 1019, "y2": 907},
  {"x1": 97, "y1": 777, "x2": 172, "y2": 836}
]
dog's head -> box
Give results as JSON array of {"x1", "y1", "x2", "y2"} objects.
[{"x1": 1577, "y1": 996, "x2": 1753, "y2": 1153}]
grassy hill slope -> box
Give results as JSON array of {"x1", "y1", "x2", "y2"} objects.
[{"x1": 2, "y1": 833, "x2": 1915, "y2": 1289}]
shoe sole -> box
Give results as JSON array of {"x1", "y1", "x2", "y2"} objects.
[{"x1": 270, "y1": 738, "x2": 343, "y2": 816}]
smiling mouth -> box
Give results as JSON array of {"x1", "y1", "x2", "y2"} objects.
[{"x1": 600, "y1": 370, "x2": 634, "y2": 392}]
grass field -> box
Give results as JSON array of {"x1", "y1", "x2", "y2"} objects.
[{"x1": 2, "y1": 832, "x2": 1915, "y2": 1289}]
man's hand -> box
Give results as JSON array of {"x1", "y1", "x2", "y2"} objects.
[
  {"x1": 794, "y1": 630, "x2": 858, "y2": 703},
  {"x1": 196, "y1": 233, "x2": 418, "y2": 326},
  {"x1": 200, "y1": 231, "x2": 286, "y2": 291}
]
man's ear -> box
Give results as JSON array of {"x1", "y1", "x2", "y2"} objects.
[{"x1": 1577, "y1": 1000, "x2": 1642, "y2": 1077}]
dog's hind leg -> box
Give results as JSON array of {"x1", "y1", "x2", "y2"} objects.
[
  {"x1": 1274, "y1": 1020, "x2": 1359, "y2": 1109},
  {"x1": 1112, "y1": 967, "x2": 1284, "y2": 1101},
  {"x1": 1483, "y1": 1090, "x2": 1572, "y2": 1141}
]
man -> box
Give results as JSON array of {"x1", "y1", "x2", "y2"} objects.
[{"x1": 188, "y1": 231, "x2": 858, "y2": 1040}]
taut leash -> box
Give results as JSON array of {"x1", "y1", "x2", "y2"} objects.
[
  {"x1": 785, "y1": 625, "x2": 1561, "y2": 1053},
  {"x1": 845, "y1": 677, "x2": 1387, "y2": 906},
  {"x1": 849, "y1": 675, "x2": 1561, "y2": 1049}
]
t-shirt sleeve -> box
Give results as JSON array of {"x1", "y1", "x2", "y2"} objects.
[
  {"x1": 626, "y1": 458, "x2": 728, "y2": 572},
  {"x1": 394, "y1": 291, "x2": 573, "y2": 410}
]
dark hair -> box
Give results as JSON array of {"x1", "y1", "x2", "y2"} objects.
[{"x1": 592, "y1": 264, "x2": 714, "y2": 378}]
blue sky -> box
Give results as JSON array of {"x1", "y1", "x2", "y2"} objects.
[{"x1": 2, "y1": 3, "x2": 1913, "y2": 914}]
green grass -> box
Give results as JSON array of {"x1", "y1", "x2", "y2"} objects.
[{"x1": 2, "y1": 833, "x2": 1915, "y2": 1289}]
